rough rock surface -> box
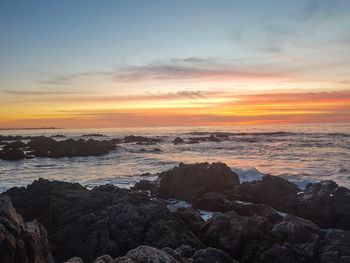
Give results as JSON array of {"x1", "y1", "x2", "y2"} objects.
[
  {"x1": 0, "y1": 195, "x2": 54, "y2": 263},
  {"x1": 0, "y1": 148, "x2": 26, "y2": 160},
  {"x1": 27, "y1": 137, "x2": 117, "y2": 157},
  {"x1": 124, "y1": 135, "x2": 162, "y2": 143},
  {"x1": 157, "y1": 162, "x2": 240, "y2": 202}
]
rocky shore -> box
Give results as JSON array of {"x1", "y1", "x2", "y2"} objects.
[{"x1": 1, "y1": 162, "x2": 350, "y2": 263}]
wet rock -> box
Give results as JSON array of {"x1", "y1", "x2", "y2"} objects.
[
  {"x1": 187, "y1": 140, "x2": 200, "y2": 144},
  {"x1": 0, "y1": 148, "x2": 26, "y2": 160},
  {"x1": 236, "y1": 174, "x2": 300, "y2": 212},
  {"x1": 0, "y1": 195, "x2": 54, "y2": 263},
  {"x1": 93, "y1": 255, "x2": 113, "y2": 263},
  {"x1": 3, "y1": 140, "x2": 27, "y2": 149},
  {"x1": 158, "y1": 162, "x2": 240, "y2": 202},
  {"x1": 173, "y1": 137, "x2": 184, "y2": 145},
  {"x1": 124, "y1": 135, "x2": 162, "y2": 143},
  {"x1": 319, "y1": 229, "x2": 350, "y2": 263},
  {"x1": 295, "y1": 180, "x2": 350, "y2": 230},
  {"x1": 27, "y1": 137, "x2": 117, "y2": 158},
  {"x1": 65, "y1": 257, "x2": 84, "y2": 263}
]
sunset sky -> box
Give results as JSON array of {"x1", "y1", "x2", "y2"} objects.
[{"x1": 1, "y1": 0, "x2": 350, "y2": 128}]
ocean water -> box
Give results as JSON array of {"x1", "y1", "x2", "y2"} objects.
[{"x1": 0, "y1": 123, "x2": 350, "y2": 192}]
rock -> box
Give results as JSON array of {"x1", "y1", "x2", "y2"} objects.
[
  {"x1": 187, "y1": 140, "x2": 199, "y2": 144},
  {"x1": 27, "y1": 137, "x2": 117, "y2": 158},
  {"x1": 236, "y1": 174, "x2": 300, "y2": 212},
  {"x1": 132, "y1": 180, "x2": 158, "y2": 195},
  {"x1": 65, "y1": 257, "x2": 84, "y2": 263},
  {"x1": 173, "y1": 137, "x2": 184, "y2": 145},
  {"x1": 192, "y1": 247, "x2": 238, "y2": 263},
  {"x1": 124, "y1": 135, "x2": 162, "y2": 143},
  {"x1": 158, "y1": 162, "x2": 240, "y2": 202},
  {"x1": 6, "y1": 179, "x2": 202, "y2": 262},
  {"x1": 0, "y1": 148, "x2": 26, "y2": 160},
  {"x1": 93, "y1": 255, "x2": 113, "y2": 263},
  {"x1": 319, "y1": 229, "x2": 350, "y2": 263},
  {"x1": 0, "y1": 195, "x2": 54, "y2": 263},
  {"x1": 255, "y1": 215, "x2": 322, "y2": 263},
  {"x1": 208, "y1": 135, "x2": 221, "y2": 142},
  {"x1": 193, "y1": 193, "x2": 282, "y2": 224},
  {"x1": 82, "y1": 134, "x2": 105, "y2": 137},
  {"x1": 122, "y1": 246, "x2": 178, "y2": 263},
  {"x1": 3, "y1": 140, "x2": 27, "y2": 149},
  {"x1": 295, "y1": 180, "x2": 350, "y2": 230},
  {"x1": 201, "y1": 211, "x2": 273, "y2": 261}
]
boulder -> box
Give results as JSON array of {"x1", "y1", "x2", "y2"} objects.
[
  {"x1": 201, "y1": 211, "x2": 273, "y2": 261},
  {"x1": 191, "y1": 247, "x2": 238, "y2": 263},
  {"x1": 0, "y1": 148, "x2": 26, "y2": 160},
  {"x1": 295, "y1": 180, "x2": 350, "y2": 230},
  {"x1": 236, "y1": 174, "x2": 300, "y2": 212},
  {"x1": 132, "y1": 180, "x2": 158, "y2": 195},
  {"x1": 157, "y1": 162, "x2": 240, "y2": 202},
  {"x1": 120, "y1": 246, "x2": 178, "y2": 263},
  {"x1": 208, "y1": 135, "x2": 221, "y2": 142},
  {"x1": 0, "y1": 195, "x2": 54, "y2": 263}
]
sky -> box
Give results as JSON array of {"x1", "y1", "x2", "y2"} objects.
[{"x1": 0, "y1": 0, "x2": 350, "y2": 128}]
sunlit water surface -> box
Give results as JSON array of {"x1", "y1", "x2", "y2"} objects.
[{"x1": 1, "y1": 123, "x2": 350, "y2": 192}]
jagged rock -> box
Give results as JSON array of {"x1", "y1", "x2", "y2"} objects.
[
  {"x1": 93, "y1": 255, "x2": 113, "y2": 263},
  {"x1": 192, "y1": 247, "x2": 238, "y2": 263},
  {"x1": 0, "y1": 148, "x2": 26, "y2": 160},
  {"x1": 6, "y1": 179, "x2": 202, "y2": 262},
  {"x1": 173, "y1": 137, "x2": 184, "y2": 145},
  {"x1": 158, "y1": 162, "x2": 239, "y2": 202},
  {"x1": 0, "y1": 195, "x2": 54, "y2": 263}
]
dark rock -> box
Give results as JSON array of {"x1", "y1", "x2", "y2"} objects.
[
  {"x1": 51, "y1": 134, "x2": 66, "y2": 138},
  {"x1": 295, "y1": 180, "x2": 350, "y2": 230},
  {"x1": 208, "y1": 135, "x2": 221, "y2": 142},
  {"x1": 3, "y1": 140, "x2": 27, "y2": 149},
  {"x1": 119, "y1": 246, "x2": 178, "y2": 263},
  {"x1": 0, "y1": 148, "x2": 26, "y2": 160},
  {"x1": 319, "y1": 229, "x2": 350, "y2": 263},
  {"x1": 201, "y1": 211, "x2": 273, "y2": 261},
  {"x1": 132, "y1": 180, "x2": 158, "y2": 195},
  {"x1": 255, "y1": 215, "x2": 322, "y2": 263},
  {"x1": 193, "y1": 193, "x2": 282, "y2": 224},
  {"x1": 82, "y1": 134, "x2": 105, "y2": 137},
  {"x1": 93, "y1": 255, "x2": 113, "y2": 263},
  {"x1": 173, "y1": 137, "x2": 184, "y2": 145},
  {"x1": 187, "y1": 140, "x2": 200, "y2": 144},
  {"x1": 158, "y1": 162, "x2": 239, "y2": 202},
  {"x1": 236, "y1": 175, "x2": 300, "y2": 212},
  {"x1": 6, "y1": 179, "x2": 202, "y2": 263},
  {"x1": 192, "y1": 247, "x2": 238, "y2": 263},
  {"x1": 0, "y1": 195, "x2": 54, "y2": 263},
  {"x1": 27, "y1": 137, "x2": 117, "y2": 158},
  {"x1": 65, "y1": 257, "x2": 84, "y2": 263},
  {"x1": 124, "y1": 135, "x2": 162, "y2": 143}
]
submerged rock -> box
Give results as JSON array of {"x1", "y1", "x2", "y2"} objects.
[
  {"x1": 3, "y1": 140, "x2": 27, "y2": 149},
  {"x1": 158, "y1": 162, "x2": 240, "y2": 202}
]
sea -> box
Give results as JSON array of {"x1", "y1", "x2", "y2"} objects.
[{"x1": 1, "y1": 123, "x2": 350, "y2": 192}]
